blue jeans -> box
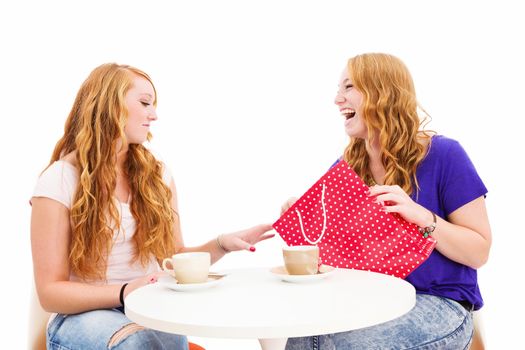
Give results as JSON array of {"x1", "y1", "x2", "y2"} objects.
[
  {"x1": 286, "y1": 294, "x2": 473, "y2": 350},
  {"x1": 47, "y1": 308, "x2": 188, "y2": 350}
]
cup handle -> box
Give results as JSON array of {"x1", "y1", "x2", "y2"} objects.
[{"x1": 162, "y1": 258, "x2": 175, "y2": 276}]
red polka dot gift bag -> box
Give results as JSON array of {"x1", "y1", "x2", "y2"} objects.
[{"x1": 273, "y1": 160, "x2": 436, "y2": 279}]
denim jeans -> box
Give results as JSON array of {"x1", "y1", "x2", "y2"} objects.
[
  {"x1": 47, "y1": 308, "x2": 188, "y2": 350},
  {"x1": 286, "y1": 294, "x2": 473, "y2": 350}
]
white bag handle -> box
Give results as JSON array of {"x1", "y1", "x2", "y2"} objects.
[{"x1": 295, "y1": 183, "x2": 327, "y2": 245}]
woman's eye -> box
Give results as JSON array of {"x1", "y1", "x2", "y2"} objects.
[
  {"x1": 345, "y1": 84, "x2": 353, "y2": 89},
  {"x1": 141, "y1": 101, "x2": 151, "y2": 106}
]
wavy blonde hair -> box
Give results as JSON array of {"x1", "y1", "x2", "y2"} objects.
[
  {"x1": 343, "y1": 53, "x2": 434, "y2": 194},
  {"x1": 48, "y1": 63, "x2": 177, "y2": 281}
]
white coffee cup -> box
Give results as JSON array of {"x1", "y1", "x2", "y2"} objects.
[
  {"x1": 162, "y1": 252, "x2": 211, "y2": 284},
  {"x1": 283, "y1": 245, "x2": 319, "y2": 275}
]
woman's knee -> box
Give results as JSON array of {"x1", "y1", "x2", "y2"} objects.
[
  {"x1": 108, "y1": 323, "x2": 146, "y2": 348},
  {"x1": 110, "y1": 326, "x2": 188, "y2": 350}
]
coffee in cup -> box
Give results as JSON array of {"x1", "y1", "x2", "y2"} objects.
[
  {"x1": 282, "y1": 245, "x2": 319, "y2": 275},
  {"x1": 162, "y1": 252, "x2": 211, "y2": 284}
]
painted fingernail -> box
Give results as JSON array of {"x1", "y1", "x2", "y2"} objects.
[{"x1": 249, "y1": 246, "x2": 256, "y2": 252}]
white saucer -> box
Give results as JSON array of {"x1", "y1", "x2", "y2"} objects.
[
  {"x1": 270, "y1": 265, "x2": 336, "y2": 283},
  {"x1": 158, "y1": 274, "x2": 225, "y2": 292}
]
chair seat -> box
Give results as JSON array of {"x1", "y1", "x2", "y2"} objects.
[{"x1": 189, "y1": 342, "x2": 206, "y2": 350}]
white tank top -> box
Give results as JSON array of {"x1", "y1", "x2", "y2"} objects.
[{"x1": 32, "y1": 160, "x2": 173, "y2": 285}]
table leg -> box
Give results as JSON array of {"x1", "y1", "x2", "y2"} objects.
[{"x1": 258, "y1": 338, "x2": 287, "y2": 350}]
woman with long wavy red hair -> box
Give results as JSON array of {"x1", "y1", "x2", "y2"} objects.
[
  {"x1": 31, "y1": 63, "x2": 274, "y2": 349},
  {"x1": 283, "y1": 53, "x2": 491, "y2": 349}
]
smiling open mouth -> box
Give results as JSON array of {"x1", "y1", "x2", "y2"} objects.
[{"x1": 341, "y1": 108, "x2": 356, "y2": 120}]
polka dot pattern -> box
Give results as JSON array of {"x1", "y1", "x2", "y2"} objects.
[{"x1": 273, "y1": 160, "x2": 436, "y2": 279}]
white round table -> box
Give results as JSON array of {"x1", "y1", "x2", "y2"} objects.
[{"x1": 125, "y1": 267, "x2": 415, "y2": 349}]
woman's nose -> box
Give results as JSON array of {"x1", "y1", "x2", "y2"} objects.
[
  {"x1": 148, "y1": 109, "x2": 158, "y2": 121},
  {"x1": 334, "y1": 93, "x2": 345, "y2": 105}
]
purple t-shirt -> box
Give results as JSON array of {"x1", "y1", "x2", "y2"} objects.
[{"x1": 406, "y1": 135, "x2": 487, "y2": 310}]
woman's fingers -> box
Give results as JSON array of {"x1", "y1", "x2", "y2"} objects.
[
  {"x1": 281, "y1": 197, "x2": 298, "y2": 214},
  {"x1": 237, "y1": 237, "x2": 253, "y2": 251},
  {"x1": 218, "y1": 223, "x2": 276, "y2": 253},
  {"x1": 381, "y1": 204, "x2": 401, "y2": 213},
  {"x1": 245, "y1": 224, "x2": 274, "y2": 241},
  {"x1": 258, "y1": 232, "x2": 276, "y2": 242},
  {"x1": 369, "y1": 185, "x2": 411, "y2": 206},
  {"x1": 145, "y1": 272, "x2": 163, "y2": 284},
  {"x1": 255, "y1": 223, "x2": 274, "y2": 233},
  {"x1": 230, "y1": 236, "x2": 255, "y2": 252},
  {"x1": 374, "y1": 193, "x2": 405, "y2": 205}
]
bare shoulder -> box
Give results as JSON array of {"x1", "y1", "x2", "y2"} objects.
[{"x1": 60, "y1": 151, "x2": 78, "y2": 167}]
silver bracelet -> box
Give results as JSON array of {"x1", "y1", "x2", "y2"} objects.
[{"x1": 216, "y1": 235, "x2": 230, "y2": 253}]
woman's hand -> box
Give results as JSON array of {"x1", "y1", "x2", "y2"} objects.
[
  {"x1": 123, "y1": 272, "x2": 167, "y2": 300},
  {"x1": 280, "y1": 197, "x2": 298, "y2": 215},
  {"x1": 219, "y1": 224, "x2": 275, "y2": 252},
  {"x1": 368, "y1": 185, "x2": 434, "y2": 228}
]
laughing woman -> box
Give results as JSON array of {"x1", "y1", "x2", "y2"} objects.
[{"x1": 282, "y1": 53, "x2": 491, "y2": 349}]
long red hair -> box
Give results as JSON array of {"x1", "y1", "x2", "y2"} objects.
[
  {"x1": 48, "y1": 63, "x2": 178, "y2": 281},
  {"x1": 343, "y1": 53, "x2": 434, "y2": 194}
]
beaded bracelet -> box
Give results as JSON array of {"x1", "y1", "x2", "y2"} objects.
[
  {"x1": 418, "y1": 211, "x2": 437, "y2": 238},
  {"x1": 216, "y1": 235, "x2": 230, "y2": 253}
]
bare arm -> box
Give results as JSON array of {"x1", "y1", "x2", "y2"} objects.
[
  {"x1": 31, "y1": 197, "x2": 120, "y2": 313},
  {"x1": 31, "y1": 197, "x2": 157, "y2": 314},
  {"x1": 431, "y1": 196, "x2": 491, "y2": 269}
]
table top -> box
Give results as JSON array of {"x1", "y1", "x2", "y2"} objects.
[{"x1": 125, "y1": 267, "x2": 415, "y2": 339}]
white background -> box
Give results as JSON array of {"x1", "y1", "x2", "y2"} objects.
[{"x1": 1, "y1": 0, "x2": 523, "y2": 348}]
